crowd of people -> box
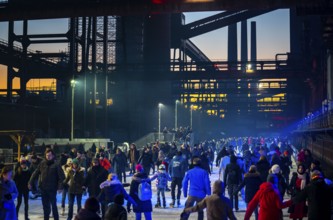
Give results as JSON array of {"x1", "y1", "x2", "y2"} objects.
[{"x1": 0, "y1": 137, "x2": 332, "y2": 220}]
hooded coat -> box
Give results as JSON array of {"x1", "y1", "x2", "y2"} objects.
[{"x1": 244, "y1": 182, "x2": 292, "y2": 220}]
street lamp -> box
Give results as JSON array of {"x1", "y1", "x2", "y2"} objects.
[
  {"x1": 158, "y1": 103, "x2": 163, "y2": 141},
  {"x1": 175, "y1": 100, "x2": 180, "y2": 129},
  {"x1": 70, "y1": 79, "x2": 76, "y2": 141},
  {"x1": 190, "y1": 104, "x2": 193, "y2": 129}
]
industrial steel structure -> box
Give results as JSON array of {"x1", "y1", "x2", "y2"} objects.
[{"x1": 0, "y1": 0, "x2": 332, "y2": 141}]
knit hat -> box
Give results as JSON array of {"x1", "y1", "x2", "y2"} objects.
[
  {"x1": 135, "y1": 164, "x2": 143, "y2": 172},
  {"x1": 66, "y1": 158, "x2": 73, "y2": 165},
  {"x1": 271, "y1": 164, "x2": 280, "y2": 174},
  {"x1": 72, "y1": 158, "x2": 79, "y2": 166}
]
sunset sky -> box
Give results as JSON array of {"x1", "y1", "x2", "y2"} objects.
[{"x1": 0, "y1": 9, "x2": 289, "y2": 90}]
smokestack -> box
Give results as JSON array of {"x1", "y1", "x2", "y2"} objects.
[
  {"x1": 228, "y1": 23, "x2": 237, "y2": 70},
  {"x1": 251, "y1": 21, "x2": 257, "y2": 70},
  {"x1": 241, "y1": 20, "x2": 248, "y2": 71}
]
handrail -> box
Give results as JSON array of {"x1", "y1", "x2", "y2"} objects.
[{"x1": 0, "y1": 38, "x2": 68, "y2": 65}]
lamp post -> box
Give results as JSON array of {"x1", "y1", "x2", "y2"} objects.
[
  {"x1": 158, "y1": 103, "x2": 163, "y2": 141},
  {"x1": 175, "y1": 100, "x2": 179, "y2": 129},
  {"x1": 190, "y1": 104, "x2": 193, "y2": 129},
  {"x1": 70, "y1": 79, "x2": 76, "y2": 141}
]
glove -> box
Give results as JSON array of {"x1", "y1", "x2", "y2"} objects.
[{"x1": 4, "y1": 193, "x2": 12, "y2": 200}]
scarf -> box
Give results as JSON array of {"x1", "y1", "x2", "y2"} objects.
[{"x1": 297, "y1": 172, "x2": 307, "y2": 190}]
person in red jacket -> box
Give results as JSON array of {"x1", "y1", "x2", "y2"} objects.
[
  {"x1": 99, "y1": 154, "x2": 111, "y2": 172},
  {"x1": 244, "y1": 174, "x2": 292, "y2": 220}
]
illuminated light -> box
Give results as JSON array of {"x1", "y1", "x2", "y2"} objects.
[
  {"x1": 259, "y1": 78, "x2": 287, "y2": 82},
  {"x1": 158, "y1": 103, "x2": 163, "y2": 108},
  {"x1": 107, "y1": 99, "x2": 113, "y2": 106},
  {"x1": 248, "y1": 94, "x2": 251, "y2": 97},
  {"x1": 185, "y1": 0, "x2": 214, "y2": 2}
]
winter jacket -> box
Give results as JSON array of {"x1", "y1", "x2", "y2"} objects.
[
  {"x1": 288, "y1": 172, "x2": 309, "y2": 197},
  {"x1": 85, "y1": 165, "x2": 108, "y2": 197},
  {"x1": 13, "y1": 167, "x2": 32, "y2": 193},
  {"x1": 128, "y1": 149, "x2": 139, "y2": 164},
  {"x1": 105, "y1": 203, "x2": 127, "y2": 220},
  {"x1": 64, "y1": 167, "x2": 85, "y2": 194},
  {"x1": 138, "y1": 151, "x2": 153, "y2": 168},
  {"x1": 293, "y1": 176, "x2": 333, "y2": 220},
  {"x1": 0, "y1": 178, "x2": 18, "y2": 220},
  {"x1": 182, "y1": 166, "x2": 211, "y2": 198},
  {"x1": 223, "y1": 163, "x2": 242, "y2": 186},
  {"x1": 112, "y1": 152, "x2": 128, "y2": 173},
  {"x1": 184, "y1": 181, "x2": 236, "y2": 220},
  {"x1": 74, "y1": 208, "x2": 101, "y2": 220},
  {"x1": 244, "y1": 182, "x2": 292, "y2": 220},
  {"x1": 128, "y1": 172, "x2": 152, "y2": 213},
  {"x1": 256, "y1": 159, "x2": 270, "y2": 182},
  {"x1": 168, "y1": 155, "x2": 186, "y2": 178},
  {"x1": 150, "y1": 172, "x2": 171, "y2": 189},
  {"x1": 235, "y1": 171, "x2": 262, "y2": 203},
  {"x1": 99, "y1": 158, "x2": 111, "y2": 171},
  {"x1": 98, "y1": 179, "x2": 136, "y2": 206},
  {"x1": 29, "y1": 159, "x2": 65, "y2": 191},
  {"x1": 275, "y1": 173, "x2": 288, "y2": 199}
]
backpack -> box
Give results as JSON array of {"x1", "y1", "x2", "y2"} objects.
[{"x1": 138, "y1": 180, "x2": 152, "y2": 201}]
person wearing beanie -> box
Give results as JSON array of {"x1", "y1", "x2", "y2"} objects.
[
  {"x1": 182, "y1": 157, "x2": 211, "y2": 220},
  {"x1": 128, "y1": 163, "x2": 153, "y2": 220},
  {"x1": 64, "y1": 158, "x2": 85, "y2": 220},
  {"x1": 13, "y1": 159, "x2": 32, "y2": 220},
  {"x1": 292, "y1": 170, "x2": 333, "y2": 220},
  {"x1": 149, "y1": 164, "x2": 171, "y2": 208},
  {"x1": 182, "y1": 180, "x2": 236, "y2": 220},
  {"x1": 74, "y1": 197, "x2": 101, "y2": 220},
  {"x1": 269, "y1": 164, "x2": 287, "y2": 199},
  {"x1": 244, "y1": 174, "x2": 292, "y2": 220},
  {"x1": 288, "y1": 163, "x2": 309, "y2": 220},
  {"x1": 0, "y1": 166, "x2": 18, "y2": 220},
  {"x1": 234, "y1": 165, "x2": 262, "y2": 220}
]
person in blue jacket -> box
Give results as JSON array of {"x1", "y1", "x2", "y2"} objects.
[
  {"x1": 181, "y1": 158, "x2": 211, "y2": 220},
  {"x1": 168, "y1": 151, "x2": 187, "y2": 208}
]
